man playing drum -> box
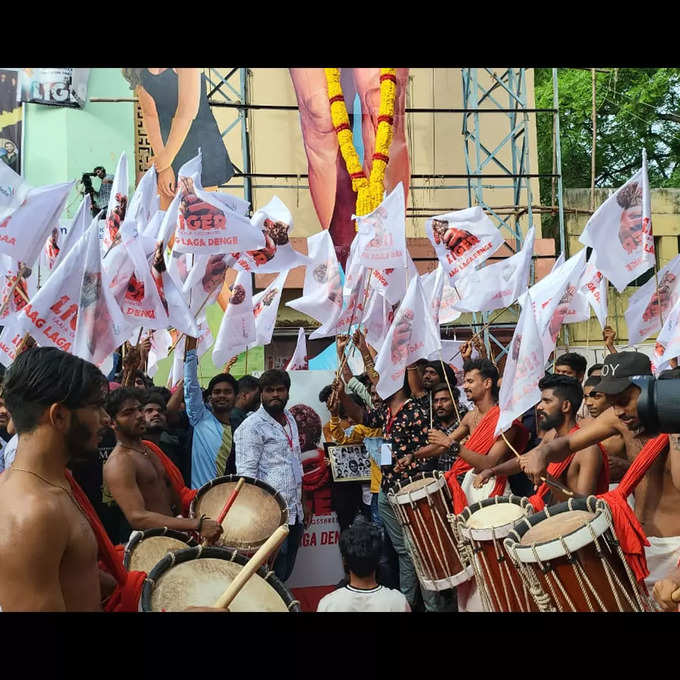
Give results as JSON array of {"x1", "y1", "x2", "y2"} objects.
[
  {"x1": 0, "y1": 348, "x2": 113, "y2": 611},
  {"x1": 520, "y1": 352, "x2": 680, "y2": 598},
  {"x1": 475, "y1": 374, "x2": 608, "y2": 505},
  {"x1": 103, "y1": 388, "x2": 223, "y2": 544}
]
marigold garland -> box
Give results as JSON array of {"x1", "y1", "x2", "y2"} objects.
[{"x1": 324, "y1": 68, "x2": 397, "y2": 218}]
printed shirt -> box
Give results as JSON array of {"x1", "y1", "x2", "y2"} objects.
[
  {"x1": 364, "y1": 399, "x2": 433, "y2": 492},
  {"x1": 184, "y1": 349, "x2": 234, "y2": 489},
  {"x1": 433, "y1": 418, "x2": 461, "y2": 472},
  {"x1": 234, "y1": 405, "x2": 304, "y2": 525}
]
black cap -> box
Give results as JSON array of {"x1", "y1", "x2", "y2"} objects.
[{"x1": 596, "y1": 352, "x2": 652, "y2": 395}]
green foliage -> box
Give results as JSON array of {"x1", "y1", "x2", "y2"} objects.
[{"x1": 534, "y1": 68, "x2": 680, "y2": 240}]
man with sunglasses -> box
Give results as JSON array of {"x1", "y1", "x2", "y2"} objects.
[{"x1": 520, "y1": 351, "x2": 680, "y2": 598}]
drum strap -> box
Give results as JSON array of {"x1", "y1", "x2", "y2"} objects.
[{"x1": 597, "y1": 433, "x2": 670, "y2": 583}]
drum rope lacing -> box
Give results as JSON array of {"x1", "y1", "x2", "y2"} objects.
[
  {"x1": 458, "y1": 521, "x2": 493, "y2": 612},
  {"x1": 508, "y1": 544, "x2": 554, "y2": 612},
  {"x1": 588, "y1": 523, "x2": 627, "y2": 612},
  {"x1": 424, "y1": 490, "x2": 457, "y2": 585},
  {"x1": 530, "y1": 544, "x2": 566, "y2": 612},
  {"x1": 558, "y1": 536, "x2": 599, "y2": 612},
  {"x1": 490, "y1": 526, "x2": 514, "y2": 611}
]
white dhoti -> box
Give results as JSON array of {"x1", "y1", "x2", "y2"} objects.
[{"x1": 644, "y1": 535, "x2": 680, "y2": 609}]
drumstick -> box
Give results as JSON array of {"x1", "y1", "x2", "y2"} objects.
[
  {"x1": 213, "y1": 525, "x2": 289, "y2": 610},
  {"x1": 217, "y1": 477, "x2": 245, "y2": 525},
  {"x1": 500, "y1": 432, "x2": 575, "y2": 498}
]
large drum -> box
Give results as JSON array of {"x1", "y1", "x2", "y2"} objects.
[
  {"x1": 140, "y1": 546, "x2": 301, "y2": 612},
  {"x1": 190, "y1": 475, "x2": 288, "y2": 553},
  {"x1": 387, "y1": 471, "x2": 472, "y2": 591},
  {"x1": 504, "y1": 496, "x2": 650, "y2": 612},
  {"x1": 123, "y1": 528, "x2": 196, "y2": 574},
  {"x1": 457, "y1": 495, "x2": 536, "y2": 612}
]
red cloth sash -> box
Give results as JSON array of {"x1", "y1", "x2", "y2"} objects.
[
  {"x1": 142, "y1": 439, "x2": 197, "y2": 516},
  {"x1": 444, "y1": 406, "x2": 529, "y2": 514},
  {"x1": 597, "y1": 433, "x2": 670, "y2": 583},
  {"x1": 65, "y1": 470, "x2": 146, "y2": 612},
  {"x1": 528, "y1": 426, "x2": 610, "y2": 512}
]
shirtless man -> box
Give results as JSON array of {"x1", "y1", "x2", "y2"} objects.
[
  {"x1": 475, "y1": 374, "x2": 606, "y2": 501},
  {"x1": 0, "y1": 347, "x2": 111, "y2": 611},
  {"x1": 583, "y1": 376, "x2": 631, "y2": 483},
  {"x1": 103, "y1": 388, "x2": 222, "y2": 542},
  {"x1": 519, "y1": 351, "x2": 680, "y2": 595},
  {"x1": 428, "y1": 358, "x2": 522, "y2": 479}
]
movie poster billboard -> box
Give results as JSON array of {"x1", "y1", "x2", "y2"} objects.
[
  {"x1": 16, "y1": 68, "x2": 90, "y2": 108},
  {"x1": 0, "y1": 69, "x2": 21, "y2": 174}
]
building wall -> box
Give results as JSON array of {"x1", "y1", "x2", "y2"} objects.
[
  {"x1": 24, "y1": 68, "x2": 135, "y2": 219},
  {"x1": 564, "y1": 187, "x2": 680, "y2": 345}
]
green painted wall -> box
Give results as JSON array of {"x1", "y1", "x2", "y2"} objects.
[{"x1": 24, "y1": 68, "x2": 135, "y2": 218}]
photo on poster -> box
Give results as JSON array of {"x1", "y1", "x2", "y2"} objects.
[{"x1": 324, "y1": 443, "x2": 371, "y2": 483}]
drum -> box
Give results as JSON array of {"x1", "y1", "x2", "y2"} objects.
[
  {"x1": 504, "y1": 496, "x2": 650, "y2": 612},
  {"x1": 140, "y1": 546, "x2": 301, "y2": 612},
  {"x1": 123, "y1": 528, "x2": 197, "y2": 574},
  {"x1": 457, "y1": 495, "x2": 536, "y2": 612},
  {"x1": 387, "y1": 471, "x2": 472, "y2": 591},
  {"x1": 190, "y1": 475, "x2": 288, "y2": 553}
]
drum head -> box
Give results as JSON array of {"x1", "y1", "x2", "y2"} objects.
[
  {"x1": 143, "y1": 548, "x2": 298, "y2": 612},
  {"x1": 467, "y1": 502, "x2": 526, "y2": 530},
  {"x1": 123, "y1": 529, "x2": 195, "y2": 573},
  {"x1": 519, "y1": 510, "x2": 596, "y2": 546},
  {"x1": 192, "y1": 476, "x2": 286, "y2": 551},
  {"x1": 396, "y1": 473, "x2": 442, "y2": 498}
]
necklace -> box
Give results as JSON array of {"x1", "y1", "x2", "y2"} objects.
[
  {"x1": 11, "y1": 467, "x2": 88, "y2": 520},
  {"x1": 120, "y1": 444, "x2": 149, "y2": 456}
]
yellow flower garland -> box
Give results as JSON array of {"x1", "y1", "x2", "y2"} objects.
[{"x1": 324, "y1": 68, "x2": 397, "y2": 217}]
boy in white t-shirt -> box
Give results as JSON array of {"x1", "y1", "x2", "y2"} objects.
[{"x1": 317, "y1": 517, "x2": 410, "y2": 613}]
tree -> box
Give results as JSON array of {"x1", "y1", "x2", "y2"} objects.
[{"x1": 534, "y1": 68, "x2": 680, "y2": 240}]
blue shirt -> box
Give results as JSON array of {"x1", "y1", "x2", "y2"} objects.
[{"x1": 184, "y1": 349, "x2": 232, "y2": 489}]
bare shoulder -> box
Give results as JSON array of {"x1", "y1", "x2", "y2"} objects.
[
  {"x1": 574, "y1": 443, "x2": 603, "y2": 463},
  {"x1": 103, "y1": 448, "x2": 136, "y2": 479},
  {"x1": 461, "y1": 409, "x2": 476, "y2": 426}
]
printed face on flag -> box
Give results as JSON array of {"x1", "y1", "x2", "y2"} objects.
[
  {"x1": 213, "y1": 269, "x2": 256, "y2": 366},
  {"x1": 103, "y1": 152, "x2": 129, "y2": 254},
  {"x1": 425, "y1": 206, "x2": 503, "y2": 283},
  {"x1": 374, "y1": 276, "x2": 441, "y2": 400},
  {"x1": 625, "y1": 254, "x2": 680, "y2": 345},
  {"x1": 495, "y1": 296, "x2": 543, "y2": 437},
  {"x1": 653, "y1": 296, "x2": 680, "y2": 374},
  {"x1": 171, "y1": 152, "x2": 263, "y2": 257},
  {"x1": 233, "y1": 196, "x2": 308, "y2": 273},
  {"x1": 579, "y1": 169, "x2": 655, "y2": 292},
  {"x1": 355, "y1": 183, "x2": 407, "y2": 270},
  {"x1": 249, "y1": 270, "x2": 288, "y2": 348}
]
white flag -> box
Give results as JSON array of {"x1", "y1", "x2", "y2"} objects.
[
  {"x1": 181, "y1": 252, "x2": 236, "y2": 316},
  {"x1": 419, "y1": 265, "x2": 462, "y2": 325},
  {"x1": 420, "y1": 266, "x2": 445, "y2": 329},
  {"x1": 213, "y1": 270, "x2": 256, "y2": 367},
  {"x1": 0, "y1": 176, "x2": 72, "y2": 266},
  {"x1": 425, "y1": 206, "x2": 503, "y2": 284},
  {"x1": 579, "y1": 167, "x2": 654, "y2": 292},
  {"x1": 0, "y1": 319, "x2": 26, "y2": 368},
  {"x1": 74, "y1": 223, "x2": 132, "y2": 367},
  {"x1": 172, "y1": 151, "x2": 263, "y2": 256},
  {"x1": 168, "y1": 320, "x2": 213, "y2": 388},
  {"x1": 495, "y1": 295, "x2": 543, "y2": 437},
  {"x1": 368, "y1": 254, "x2": 418, "y2": 306},
  {"x1": 49, "y1": 194, "x2": 92, "y2": 274},
  {"x1": 528, "y1": 248, "x2": 587, "y2": 363},
  {"x1": 12, "y1": 224, "x2": 95, "y2": 354},
  {"x1": 374, "y1": 276, "x2": 441, "y2": 400},
  {"x1": 288, "y1": 230, "x2": 343, "y2": 338},
  {"x1": 286, "y1": 327, "x2": 309, "y2": 370},
  {"x1": 361, "y1": 290, "x2": 392, "y2": 353},
  {"x1": 249, "y1": 270, "x2": 288, "y2": 348},
  {"x1": 572, "y1": 258, "x2": 609, "y2": 330},
  {"x1": 0, "y1": 160, "x2": 31, "y2": 221},
  {"x1": 355, "y1": 183, "x2": 407, "y2": 270},
  {"x1": 453, "y1": 227, "x2": 535, "y2": 313},
  {"x1": 117, "y1": 219, "x2": 169, "y2": 331},
  {"x1": 233, "y1": 195, "x2": 308, "y2": 273},
  {"x1": 652, "y1": 296, "x2": 680, "y2": 374},
  {"x1": 625, "y1": 254, "x2": 680, "y2": 345},
  {"x1": 127, "y1": 165, "x2": 158, "y2": 232},
  {"x1": 102, "y1": 152, "x2": 129, "y2": 254},
  {"x1": 0, "y1": 255, "x2": 33, "y2": 323}
]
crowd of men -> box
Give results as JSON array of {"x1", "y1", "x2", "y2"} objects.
[{"x1": 0, "y1": 322, "x2": 679, "y2": 613}]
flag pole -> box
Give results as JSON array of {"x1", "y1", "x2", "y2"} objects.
[{"x1": 644, "y1": 147, "x2": 664, "y2": 330}]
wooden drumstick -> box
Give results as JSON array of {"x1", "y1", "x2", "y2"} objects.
[
  {"x1": 217, "y1": 477, "x2": 245, "y2": 525},
  {"x1": 213, "y1": 525, "x2": 289, "y2": 610}
]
